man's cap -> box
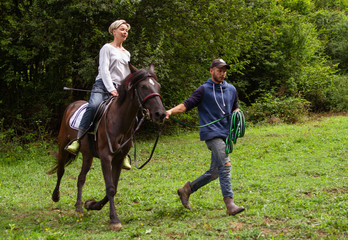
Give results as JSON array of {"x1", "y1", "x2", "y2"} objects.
[{"x1": 210, "y1": 59, "x2": 230, "y2": 69}]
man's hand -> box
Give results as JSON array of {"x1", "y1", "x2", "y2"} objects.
[
  {"x1": 165, "y1": 104, "x2": 187, "y2": 120},
  {"x1": 165, "y1": 110, "x2": 173, "y2": 120}
]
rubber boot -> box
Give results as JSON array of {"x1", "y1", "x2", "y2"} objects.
[
  {"x1": 65, "y1": 139, "x2": 80, "y2": 155},
  {"x1": 177, "y1": 181, "x2": 192, "y2": 210},
  {"x1": 65, "y1": 129, "x2": 85, "y2": 155},
  {"x1": 223, "y1": 197, "x2": 245, "y2": 215},
  {"x1": 122, "y1": 155, "x2": 132, "y2": 170}
]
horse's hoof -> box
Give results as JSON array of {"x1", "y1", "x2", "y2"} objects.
[
  {"x1": 52, "y1": 192, "x2": 60, "y2": 202},
  {"x1": 110, "y1": 223, "x2": 122, "y2": 231},
  {"x1": 84, "y1": 199, "x2": 96, "y2": 210},
  {"x1": 74, "y1": 209, "x2": 84, "y2": 217}
]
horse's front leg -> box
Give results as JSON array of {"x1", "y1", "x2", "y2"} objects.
[
  {"x1": 109, "y1": 156, "x2": 123, "y2": 230},
  {"x1": 84, "y1": 155, "x2": 123, "y2": 231},
  {"x1": 75, "y1": 153, "x2": 93, "y2": 215}
]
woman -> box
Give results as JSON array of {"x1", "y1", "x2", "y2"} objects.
[{"x1": 66, "y1": 20, "x2": 132, "y2": 169}]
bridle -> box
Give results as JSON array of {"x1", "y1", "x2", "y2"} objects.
[
  {"x1": 133, "y1": 74, "x2": 162, "y2": 109},
  {"x1": 105, "y1": 72, "x2": 163, "y2": 169}
]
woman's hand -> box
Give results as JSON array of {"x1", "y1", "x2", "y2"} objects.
[{"x1": 110, "y1": 90, "x2": 119, "y2": 97}]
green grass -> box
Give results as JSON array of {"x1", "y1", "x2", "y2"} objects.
[{"x1": 0, "y1": 115, "x2": 347, "y2": 239}]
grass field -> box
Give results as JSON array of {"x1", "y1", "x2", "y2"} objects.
[{"x1": 0, "y1": 115, "x2": 347, "y2": 239}]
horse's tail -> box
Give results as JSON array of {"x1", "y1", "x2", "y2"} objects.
[{"x1": 47, "y1": 152, "x2": 77, "y2": 175}]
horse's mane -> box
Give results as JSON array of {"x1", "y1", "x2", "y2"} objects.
[{"x1": 117, "y1": 68, "x2": 155, "y2": 104}]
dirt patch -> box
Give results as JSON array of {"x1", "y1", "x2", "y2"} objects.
[
  {"x1": 229, "y1": 221, "x2": 244, "y2": 232},
  {"x1": 166, "y1": 232, "x2": 184, "y2": 239},
  {"x1": 323, "y1": 187, "x2": 348, "y2": 193},
  {"x1": 309, "y1": 112, "x2": 348, "y2": 121}
]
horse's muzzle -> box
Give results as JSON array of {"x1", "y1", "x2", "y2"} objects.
[{"x1": 153, "y1": 110, "x2": 166, "y2": 123}]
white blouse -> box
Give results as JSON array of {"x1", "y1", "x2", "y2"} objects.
[{"x1": 95, "y1": 43, "x2": 131, "y2": 92}]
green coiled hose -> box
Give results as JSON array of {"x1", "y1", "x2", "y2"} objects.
[{"x1": 225, "y1": 110, "x2": 245, "y2": 154}]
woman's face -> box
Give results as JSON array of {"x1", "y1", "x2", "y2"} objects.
[{"x1": 113, "y1": 24, "x2": 129, "y2": 42}]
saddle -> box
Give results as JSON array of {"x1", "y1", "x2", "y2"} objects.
[
  {"x1": 92, "y1": 97, "x2": 114, "y2": 131},
  {"x1": 68, "y1": 97, "x2": 115, "y2": 158},
  {"x1": 69, "y1": 97, "x2": 114, "y2": 134}
]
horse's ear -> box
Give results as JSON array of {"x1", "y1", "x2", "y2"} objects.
[
  {"x1": 149, "y1": 63, "x2": 155, "y2": 73},
  {"x1": 129, "y1": 62, "x2": 138, "y2": 73}
]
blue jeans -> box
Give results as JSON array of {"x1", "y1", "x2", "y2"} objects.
[
  {"x1": 79, "y1": 79, "x2": 112, "y2": 132},
  {"x1": 190, "y1": 138, "x2": 233, "y2": 198}
]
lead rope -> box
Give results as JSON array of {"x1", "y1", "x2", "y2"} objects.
[
  {"x1": 170, "y1": 110, "x2": 245, "y2": 154},
  {"x1": 169, "y1": 114, "x2": 228, "y2": 128}
]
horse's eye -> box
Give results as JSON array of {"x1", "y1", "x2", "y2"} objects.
[{"x1": 141, "y1": 85, "x2": 148, "y2": 90}]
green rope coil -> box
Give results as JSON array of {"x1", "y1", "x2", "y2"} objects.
[{"x1": 225, "y1": 110, "x2": 245, "y2": 154}]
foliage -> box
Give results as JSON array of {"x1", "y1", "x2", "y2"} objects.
[
  {"x1": 327, "y1": 75, "x2": 348, "y2": 112},
  {"x1": 311, "y1": 8, "x2": 348, "y2": 74},
  {"x1": 0, "y1": 115, "x2": 347, "y2": 239},
  {"x1": 0, "y1": 0, "x2": 347, "y2": 141},
  {"x1": 246, "y1": 94, "x2": 310, "y2": 124}
]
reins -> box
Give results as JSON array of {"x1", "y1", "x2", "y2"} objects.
[
  {"x1": 133, "y1": 125, "x2": 162, "y2": 169},
  {"x1": 104, "y1": 74, "x2": 162, "y2": 169},
  {"x1": 170, "y1": 110, "x2": 245, "y2": 154}
]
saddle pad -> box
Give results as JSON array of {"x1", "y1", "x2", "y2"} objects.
[{"x1": 69, "y1": 103, "x2": 88, "y2": 130}]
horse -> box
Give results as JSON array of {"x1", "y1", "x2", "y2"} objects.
[{"x1": 48, "y1": 64, "x2": 166, "y2": 231}]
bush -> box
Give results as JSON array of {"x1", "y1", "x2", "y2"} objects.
[
  {"x1": 327, "y1": 75, "x2": 348, "y2": 112},
  {"x1": 246, "y1": 94, "x2": 310, "y2": 124}
]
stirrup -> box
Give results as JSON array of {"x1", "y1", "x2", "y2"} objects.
[{"x1": 65, "y1": 139, "x2": 80, "y2": 155}]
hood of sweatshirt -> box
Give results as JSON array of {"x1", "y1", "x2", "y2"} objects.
[{"x1": 205, "y1": 78, "x2": 227, "y2": 115}]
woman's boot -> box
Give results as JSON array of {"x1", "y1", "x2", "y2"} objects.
[
  {"x1": 122, "y1": 155, "x2": 132, "y2": 170},
  {"x1": 65, "y1": 129, "x2": 85, "y2": 155}
]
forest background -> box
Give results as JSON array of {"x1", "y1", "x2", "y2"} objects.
[{"x1": 1, "y1": 0, "x2": 347, "y2": 142}]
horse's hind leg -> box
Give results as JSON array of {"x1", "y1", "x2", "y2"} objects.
[
  {"x1": 75, "y1": 153, "x2": 93, "y2": 215},
  {"x1": 84, "y1": 196, "x2": 108, "y2": 211},
  {"x1": 52, "y1": 149, "x2": 69, "y2": 202}
]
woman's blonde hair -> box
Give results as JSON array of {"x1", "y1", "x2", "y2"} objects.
[{"x1": 108, "y1": 20, "x2": 131, "y2": 35}]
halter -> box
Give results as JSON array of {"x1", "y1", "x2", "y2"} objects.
[
  {"x1": 133, "y1": 74, "x2": 162, "y2": 118},
  {"x1": 135, "y1": 89, "x2": 161, "y2": 109},
  {"x1": 126, "y1": 73, "x2": 162, "y2": 107}
]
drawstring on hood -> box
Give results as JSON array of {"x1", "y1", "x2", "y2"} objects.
[
  {"x1": 213, "y1": 83, "x2": 226, "y2": 115},
  {"x1": 194, "y1": 78, "x2": 238, "y2": 141},
  {"x1": 221, "y1": 85, "x2": 226, "y2": 107}
]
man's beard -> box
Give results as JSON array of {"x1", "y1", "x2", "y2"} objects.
[{"x1": 213, "y1": 73, "x2": 224, "y2": 83}]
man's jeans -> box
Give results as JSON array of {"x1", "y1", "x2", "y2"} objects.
[
  {"x1": 79, "y1": 79, "x2": 112, "y2": 132},
  {"x1": 190, "y1": 137, "x2": 234, "y2": 198}
]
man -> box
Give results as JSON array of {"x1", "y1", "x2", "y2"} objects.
[{"x1": 165, "y1": 59, "x2": 245, "y2": 215}]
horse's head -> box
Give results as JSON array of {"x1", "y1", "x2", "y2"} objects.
[{"x1": 123, "y1": 64, "x2": 166, "y2": 123}]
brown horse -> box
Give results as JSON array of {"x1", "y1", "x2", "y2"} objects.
[{"x1": 48, "y1": 64, "x2": 166, "y2": 231}]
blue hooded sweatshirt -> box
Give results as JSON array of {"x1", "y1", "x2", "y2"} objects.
[{"x1": 184, "y1": 78, "x2": 238, "y2": 141}]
